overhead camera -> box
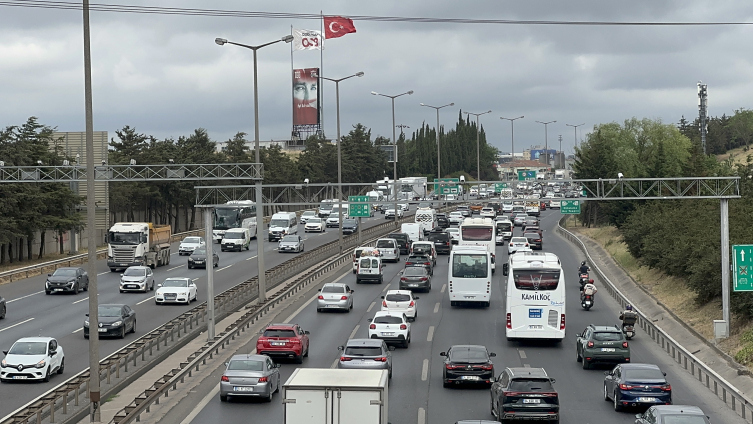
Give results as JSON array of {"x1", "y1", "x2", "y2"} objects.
[
  {"x1": 617, "y1": 172, "x2": 624, "y2": 179},
  {"x1": 304, "y1": 178, "x2": 310, "y2": 184}
]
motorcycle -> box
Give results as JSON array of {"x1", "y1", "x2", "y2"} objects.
[
  {"x1": 580, "y1": 292, "x2": 594, "y2": 310},
  {"x1": 578, "y1": 273, "x2": 589, "y2": 290},
  {"x1": 622, "y1": 324, "x2": 635, "y2": 339}
]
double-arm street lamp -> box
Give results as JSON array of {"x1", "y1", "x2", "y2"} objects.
[
  {"x1": 322, "y1": 72, "x2": 365, "y2": 250},
  {"x1": 372, "y1": 90, "x2": 413, "y2": 225},
  {"x1": 566, "y1": 123, "x2": 585, "y2": 150},
  {"x1": 535, "y1": 120, "x2": 556, "y2": 168},
  {"x1": 501, "y1": 116, "x2": 524, "y2": 177},
  {"x1": 420, "y1": 102, "x2": 454, "y2": 193},
  {"x1": 464, "y1": 110, "x2": 492, "y2": 182}
]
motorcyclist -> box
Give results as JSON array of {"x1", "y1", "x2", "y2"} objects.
[
  {"x1": 581, "y1": 279, "x2": 597, "y2": 304},
  {"x1": 619, "y1": 304, "x2": 638, "y2": 330},
  {"x1": 578, "y1": 261, "x2": 590, "y2": 275}
]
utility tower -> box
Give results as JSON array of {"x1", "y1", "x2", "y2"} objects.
[{"x1": 698, "y1": 82, "x2": 708, "y2": 154}]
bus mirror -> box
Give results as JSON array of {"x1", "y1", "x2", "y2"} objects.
[{"x1": 502, "y1": 264, "x2": 509, "y2": 276}]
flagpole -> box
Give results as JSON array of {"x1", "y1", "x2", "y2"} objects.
[{"x1": 320, "y1": 10, "x2": 324, "y2": 139}]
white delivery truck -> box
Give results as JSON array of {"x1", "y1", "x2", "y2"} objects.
[
  {"x1": 398, "y1": 177, "x2": 428, "y2": 201},
  {"x1": 283, "y1": 368, "x2": 389, "y2": 424}
]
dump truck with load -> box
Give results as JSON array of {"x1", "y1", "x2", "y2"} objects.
[{"x1": 107, "y1": 222, "x2": 172, "y2": 272}]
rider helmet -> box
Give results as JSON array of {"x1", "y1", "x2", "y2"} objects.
[
  {"x1": 581, "y1": 261, "x2": 586, "y2": 266},
  {"x1": 625, "y1": 304, "x2": 633, "y2": 311}
]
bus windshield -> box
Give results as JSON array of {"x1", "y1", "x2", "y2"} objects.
[
  {"x1": 451, "y1": 254, "x2": 488, "y2": 278},
  {"x1": 513, "y1": 270, "x2": 561, "y2": 291},
  {"x1": 461, "y1": 227, "x2": 493, "y2": 241}
]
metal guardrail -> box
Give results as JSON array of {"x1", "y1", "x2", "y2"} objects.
[
  {"x1": 0, "y1": 211, "x2": 427, "y2": 424},
  {"x1": 557, "y1": 217, "x2": 753, "y2": 422}
]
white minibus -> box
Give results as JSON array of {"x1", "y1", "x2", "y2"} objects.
[{"x1": 448, "y1": 245, "x2": 492, "y2": 307}]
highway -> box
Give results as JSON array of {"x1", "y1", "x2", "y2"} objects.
[
  {"x1": 176, "y1": 208, "x2": 745, "y2": 424},
  {"x1": 0, "y1": 212, "x2": 398, "y2": 418}
]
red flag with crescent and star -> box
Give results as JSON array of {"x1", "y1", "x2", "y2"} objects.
[{"x1": 324, "y1": 16, "x2": 356, "y2": 39}]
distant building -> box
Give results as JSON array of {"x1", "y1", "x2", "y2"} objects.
[{"x1": 497, "y1": 160, "x2": 551, "y2": 180}]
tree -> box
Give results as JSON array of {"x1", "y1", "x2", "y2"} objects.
[{"x1": 224, "y1": 132, "x2": 250, "y2": 162}]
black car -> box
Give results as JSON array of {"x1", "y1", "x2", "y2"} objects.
[
  {"x1": 399, "y1": 266, "x2": 432, "y2": 291},
  {"x1": 440, "y1": 345, "x2": 496, "y2": 387},
  {"x1": 84, "y1": 304, "x2": 136, "y2": 339},
  {"x1": 426, "y1": 231, "x2": 452, "y2": 255},
  {"x1": 387, "y1": 232, "x2": 411, "y2": 255},
  {"x1": 342, "y1": 218, "x2": 359, "y2": 235},
  {"x1": 188, "y1": 248, "x2": 219, "y2": 269},
  {"x1": 436, "y1": 215, "x2": 450, "y2": 229},
  {"x1": 404, "y1": 254, "x2": 433, "y2": 275},
  {"x1": 523, "y1": 232, "x2": 543, "y2": 250},
  {"x1": 490, "y1": 367, "x2": 559, "y2": 422},
  {"x1": 0, "y1": 294, "x2": 5, "y2": 319},
  {"x1": 45, "y1": 267, "x2": 89, "y2": 295},
  {"x1": 604, "y1": 363, "x2": 672, "y2": 411},
  {"x1": 635, "y1": 405, "x2": 710, "y2": 424}
]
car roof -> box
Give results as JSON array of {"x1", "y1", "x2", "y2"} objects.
[
  {"x1": 507, "y1": 367, "x2": 549, "y2": 378},
  {"x1": 164, "y1": 277, "x2": 191, "y2": 281},
  {"x1": 99, "y1": 303, "x2": 126, "y2": 308},
  {"x1": 14, "y1": 336, "x2": 55, "y2": 343},
  {"x1": 619, "y1": 363, "x2": 662, "y2": 371},
  {"x1": 385, "y1": 289, "x2": 412, "y2": 296},
  {"x1": 56, "y1": 267, "x2": 82, "y2": 271},
  {"x1": 346, "y1": 338, "x2": 384, "y2": 347},
  {"x1": 449, "y1": 344, "x2": 487, "y2": 351},
  {"x1": 650, "y1": 405, "x2": 705, "y2": 415},
  {"x1": 322, "y1": 282, "x2": 348, "y2": 288},
  {"x1": 266, "y1": 323, "x2": 297, "y2": 330},
  {"x1": 126, "y1": 265, "x2": 150, "y2": 270},
  {"x1": 373, "y1": 310, "x2": 405, "y2": 317},
  {"x1": 230, "y1": 354, "x2": 269, "y2": 362},
  {"x1": 590, "y1": 325, "x2": 622, "y2": 332}
]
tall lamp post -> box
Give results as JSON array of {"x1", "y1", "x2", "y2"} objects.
[
  {"x1": 535, "y1": 120, "x2": 556, "y2": 169},
  {"x1": 501, "y1": 116, "x2": 524, "y2": 181},
  {"x1": 464, "y1": 110, "x2": 492, "y2": 182},
  {"x1": 566, "y1": 123, "x2": 585, "y2": 150},
  {"x1": 215, "y1": 34, "x2": 294, "y2": 310},
  {"x1": 323, "y1": 72, "x2": 365, "y2": 250},
  {"x1": 420, "y1": 102, "x2": 454, "y2": 195},
  {"x1": 372, "y1": 90, "x2": 413, "y2": 226}
]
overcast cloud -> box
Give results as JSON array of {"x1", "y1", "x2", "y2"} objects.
[{"x1": 2, "y1": 0, "x2": 753, "y2": 158}]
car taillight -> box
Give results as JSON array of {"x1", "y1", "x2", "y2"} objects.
[
  {"x1": 622, "y1": 341, "x2": 629, "y2": 348},
  {"x1": 619, "y1": 383, "x2": 634, "y2": 390},
  {"x1": 661, "y1": 384, "x2": 672, "y2": 391},
  {"x1": 509, "y1": 243, "x2": 513, "y2": 246},
  {"x1": 340, "y1": 356, "x2": 352, "y2": 361},
  {"x1": 424, "y1": 262, "x2": 430, "y2": 266},
  {"x1": 525, "y1": 243, "x2": 529, "y2": 247},
  {"x1": 373, "y1": 357, "x2": 388, "y2": 362},
  {"x1": 560, "y1": 314, "x2": 566, "y2": 330},
  {"x1": 258, "y1": 376, "x2": 268, "y2": 383},
  {"x1": 446, "y1": 364, "x2": 463, "y2": 370},
  {"x1": 409, "y1": 301, "x2": 415, "y2": 307},
  {"x1": 503, "y1": 391, "x2": 521, "y2": 397},
  {"x1": 420, "y1": 277, "x2": 428, "y2": 281},
  {"x1": 506, "y1": 313, "x2": 512, "y2": 329},
  {"x1": 289, "y1": 339, "x2": 300, "y2": 344},
  {"x1": 369, "y1": 324, "x2": 376, "y2": 329},
  {"x1": 587, "y1": 341, "x2": 594, "y2": 348},
  {"x1": 401, "y1": 277, "x2": 407, "y2": 281},
  {"x1": 318, "y1": 295, "x2": 324, "y2": 299},
  {"x1": 221, "y1": 375, "x2": 229, "y2": 382},
  {"x1": 400, "y1": 324, "x2": 407, "y2": 330},
  {"x1": 382, "y1": 300, "x2": 387, "y2": 307},
  {"x1": 473, "y1": 364, "x2": 493, "y2": 370}
]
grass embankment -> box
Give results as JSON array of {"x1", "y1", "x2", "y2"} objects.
[
  {"x1": 717, "y1": 145, "x2": 753, "y2": 166},
  {"x1": 569, "y1": 223, "x2": 753, "y2": 367}
]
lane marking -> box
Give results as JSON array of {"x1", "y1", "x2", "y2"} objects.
[
  {"x1": 441, "y1": 284, "x2": 446, "y2": 293},
  {"x1": 7, "y1": 291, "x2": 44, "y2": 303},
  {"x1": 72, "y1": 328, "x2": 83, "y2": 334},
  {"x1": 97, "y1": 272, "x2": 109, "y2": 276},
  {"x1": 167, "y1": 266, "x2": 182, "y2": 271},
  {"x1": 137, "y1": 297, "x2": 154, "y2": 306},
  {"x1": 283, "y1": 272, "x2": 349, "y2": 324},
  {"x1": 367, "y1": 301, "x2": 376, "y2": 312},
  {"x1": 381, "y1": 283, "x2": 391, "y2": 293},
  {"x1": 518, "y1": 350, "x2": 527, "y2": 359},
  {"x1": 245, "y1": 255, "x2": 258, "y2": 261},
  {"x1": 331, "y1": 358, "x2": 339, "y2": 369},
  {"x1": 180, "y1": 384, "x2": 220, "y2": 424},
  {"x1": 418, "y1": 407, "x2": 426, "y2": 424},
  {"x1": 434, "y1": 302, "x2": 440, "y2": 313},
  {"x1": 421, "y1": 359, "x2": 429, "y2": 381},
  {"x1": 349, "y1": 325, "x2": 360, "y2": 339},
  {"x1": 216, "y1": 265, "x2": 231, "y2": 273},
  {"x1": 72, "y1": 297, "x2": 89, "y2": 304},
  {"x1": 427, "y1": 326, "x2": 435, "y2": 342},
  {"x1": 0, "y1": 318, "x2": 34, "y2": 333},
  {"x1": 192, "y1": 278, "x2": 199, "y2": 282}
]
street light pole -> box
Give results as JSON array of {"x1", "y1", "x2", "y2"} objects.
[
  {"x1": 566, "y1": 123, "x2": 585, "y2": 151},
  {"x1": 215, "y1": 35, "x2": 294, "y2": 306},
  {"x1": 323, "y1": 72, "x2": 365, "y2": 251},
  {"x1": 464, "y1": 110, "x2": 492, "y2": 182},
  {"x1": 501, "y1": 116, "x2": 524, "y2": 176},
  {"x1": 420, "y1": 102, "x2": 454, "y2": 191},
  {"x1": 535, "y1": 120, "x2": 556, "y2": 169},
  {"x1": 372, "y1": 90, "x2": 413, "y2": 226}
]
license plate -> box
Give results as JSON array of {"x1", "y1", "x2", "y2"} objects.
[
  {"x1": 128, "y1": 285, "x2": 138, "y2": 289},
  {"x1": 460, "y1": 375, "x2": 480, "y2": 380},
  {"x1": 638, "y1": 397, "x2": 657, "y2": 402},
  {"x1": 271, "y1": 342, "x2": 286, "y2": 346},
  {"x1": 409, "y1": 284, "x2": 418, "y2": 287},
  {"x1": 523, "y1": 398, "x2": 541, "y2": 404},
  {"x1": 194, "y1": 261, "x2": 204, "y2": 264},
  {"x1": 529, "y1": 308, "x2": 542, "y2": 318},
  {"x1": 13, "y1": 376, "x2": 27, "y2": 380},
  {"x1": 464, "y1": 296, "x2": 475, "y2": 299},
  {"x1": 326, "y1": 304, "x2": 339, "y2": 308},
  {"x1": 54, "y1": 289, "x2": 63, "y2": 292},
  {"x1": 529, "y1": 325, "x2": 543, "y2": 329},
  {"x1": 98, "y1": 328, "x2": 107, "y2": 332},
  {"x1": 234, "y1": 387, "x2": 253, "y2": 392},
  {"x1": 601, "y1": 348, "x2": 615, "y2": 352},
  {"x1": 382, "y1": 332, "x2": 394, "y2": 336}
]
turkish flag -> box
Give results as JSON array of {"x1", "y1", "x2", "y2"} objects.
[{"x1": 324, "y1": 16, "x2": 357, "y2": 39}]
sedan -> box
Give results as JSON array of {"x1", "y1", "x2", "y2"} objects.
[
  {"x1": 446, "y1": 228, "x2": 460, "y2": 244},
  {"x1": 119, "y1": 266, "x2": 155, "y2": 293},
  {"x1": 0, "y1": 294, "x2": 5, "y2": 319},
  {"x1": 604, "y1": 363, "x2": 672, "y2": 411},
  {"x1": 337, "y1": 339, "x2": 394, "y2": 378},
  {"x1": 399, "y1": 203, "x2": 409, "y2": 212},
  {"x1": 278, "y1": 235, "x2": 304, "y2": 253},
  {"x1": 385, "y1": 208, "x2": 404, "y2": 219},
  {"x1": 188, "y1": 248, "x2": 219, "y2": 269},
  {"x1": 399, "y1": 266, "x2": 432, "y2": 292},
  {"x1": 635, "y1": 405, "x2": 710, "y2": 424},
  {"x1": 440, "y1": 345, "x2": 496, "y2": 387},
  {"x1": 299, "y1": 210, "x2": 317, "y2": 224},
  {"x1": 178, "y1": 236, "x2": 205, "y2": 256},
  {"x1": 220, "y1": 354, "x2": 281, "y2": 402},
  {"x1": 341, "y1": 218, "x2": 359, "y2": 235},
  {"x1": 316, "y1": 282, "x2": 354, "y2": 312},
  {"x1": 513, "y1": 213, "x2": 528, "y2": 226},
  {"x1": 404, "y1": 254, "x2": 433, "y2": 276},
  {"x1": 326, "y1": 213, "x2": 342, "y2": 228},
  {"x1": 508, "y1": 237, "x2": 532, "y2": 255},
  {"x1": 45, "y1": 267, "x2": 89, "y2": 295},
  {"x1": 304, "y1": 217, "x2": 325, "y2": 233},
  {"x1": 0, "y1": 337, "x2": 64, "y2": 383},
  {"x1": 155, "y1": 278, "x2": 198, "y2": 305},
  {"x1": 523, "y1": 232, "x2": 543, "y2": 250},
  {"x1": 448, "y1": 211, "x2": 464, "y2": 225},
  {"x1": 381, "y1": 290, "x2": 418, "y2": 321},
  {"x1": 84, "y1": 304, "x2": 136, "y2": 339}
]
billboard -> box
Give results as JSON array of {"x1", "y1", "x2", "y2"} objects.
[
  {"x1": 293, "y1": 67, "x2": 320, "y2": 126},
  {"x1": 530, "y1": 149, "x2": 557, "y2": 160}
]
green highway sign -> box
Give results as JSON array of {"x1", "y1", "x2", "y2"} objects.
[
  {"x1": 582, "y1": 189, "x2": 588, "y2": 197},
  {"x1": 560, "y1": 199, "x2": 581, "y2": 214},
  {"x1": 348, "y1": 196, "x2": 371, "y2": 217},
  {"x1": 517, "y1": 170, "x2": 536, "y2": 181},
  {"x1": 494, "y1": 183, "x2": 509, "y2": 192},
  {"x1": 434, "y1": 178, "x2": 460, "y2": 195},
  {"x1": 733, "y1": 245, "x2": 753, "y2": 291}
]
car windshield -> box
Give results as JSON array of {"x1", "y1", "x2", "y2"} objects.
[
  {"x1": 322, "y1": 286, "x2": 345, "y2": 293},
  {"x1": 359, "y1": 258, "x2": 372, "y2": 268},
  {"x1": 8, "y1": 342, "x2": 47, "y2": 355},
  {"x1": 413, "y1": 245, "x2": 431, "y2": 253},
  {"x1": 623, "y1": 369, "x2": 665, "y2": 380},
  {"x1": 449, "y1": 347, "x2": 488, "y2": 362},
  {"x1": 53, "y1": 269, "x2": 77, "y2": 277},
  {"x1": 122, "y1": 268, "x2": 146, "y2": 277},
  {"x1": 263, "y1": 329, "x2": 296, "y2": 338},
  {"x1": 404, "y1": 267, "x2": 426, "y2": 276},
  {"x1": 373, "y1": 315, "x2": 403, "y2": 324},
  {"x1": 98, "y1": 305, "x2": 122, "y2": 317},
  {"x1": 302, "y1": 211, "x2": 316, "y2": 217},
  {"x1": 281, "y1": 236, "x2": 299, "y2": 242},
  {"x1": 376, "y1": 240, "x2": 394, "y2": 248},
  {"x1": 451, "y1": 254, "x2": 489, "y2": 278},
  {"x1": 227, "y1": 360, "x2": 264, "y2": 371},
  {"x1": 183, "y1": 237, "x2": 201, "y2": 244},
  {"x1": 661, "y1": 416, "x2": 707, "y2": 424},
  {"x1": 192, "y1": 249, "x2": 207, "y2": 256},
  {"x1": 509, "y1": 378, "x2": 554, "y2": 391},
  {"x1": 270, "y1": 219, "x2": 289, "y2": 227},
  {"x1": 524, "y1": 233, "x2": 540, "y2": 239},
  {"x1": 224, "y1": 232, "x2": 243, "y2": 239},
  {"x1": 427, "y1": 233, "x2": 449, "y2": 242},
  {"x1": 511, "y1": 237, "x2": 528, "y2": 243},
  {"x1": 343, "y1": 219, "x2": 357, "y2": 225},
  {"x1": 593, "y1": 332, "x2": 623, "y2": 341},
  {"x1": 385, "y1": 294, "x2": 411, "y2": 302},
  {"x1": 344, "y1": 346, "x2": 383, "y2": 357},
  {"x1": 307, "y1": 218, "x2": 322, "y2": 224},
  {"x1": 162, "y1": 279, "x2": 188, "y2": 288}
]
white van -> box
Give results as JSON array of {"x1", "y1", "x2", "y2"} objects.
[
  {"x1": 401, "y1": 223, "x2": 424, "y2": 243},
  {"x1": 220, "y1": 228, "x2": 251, "y2": 252},
  {"x1": 268, "y1": 212, "x2": 298, "y2": 242},
  {"x1": 356, "y1": 252, "x2": 384, "y2": 284},
  {"x1": 414, "y1": 207, "x2": 437, "y2": 235}
]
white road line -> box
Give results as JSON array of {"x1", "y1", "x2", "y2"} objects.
[
  {"x1": 72, "y1": 328, "x2": 83, "y2": 334},
  {"x1": 331, "y1": 358, "x2": 339, "y2": 369},
  {"x1": 427, "y1": 326, "x2": 435, "y2": 342},
  {"x1": 283, "y1": 272, "x2": 349, "y2": 324},
  {"x1": 349, "y1": 325, "x2": 360, "y2": 339},
  {"x1": 518, "y1": 350, "x2": 527, "y2": 359},
  {"x1": 441, "y1": 284, "x2": 446, "y2": 293},
  {"x1": 192, "y1": 278, "x2": 199, "y2": 282},
  {"x1": 180, "y1": 384, "x2": 220, "y2": 424},
  {"x1": 0, "y1": 318, "x2": 34, "y2": 333},
  {"x1": 7, "y1": 291, "x2": 43, "y2": 303},
  {"x1": 137, "y1": 297, "x2": 154, "y2": 306},
  {"x1": 421, "y1": 359, "x2": 429, "y2": 381},
  {"x1": 245, "y1": 255, "x2": 258, "y2": 261},
  {"x1": 72, "y1": 297, "x2": 89, "y2": 304},
  {"x1": 97, "y1": 272, "x2": 109, "y2": 276},
  {"x1": 367, "y1": 301, "x2": 376, "y2": 312},
  {"x1": 167, "y1": 266, "x2": 182, "y2": 271},
  {"x1": 418, "y1": 407, "x2": 426, "y2": 424},
  {"x1": 381, "y1": 283, "x2": 391, "y2": 292},
  {"x1": 434, "y1": 302, "x2": 440, "y2": 313},
  {"x1": 216, "y1": 265, "x2": 231, "y2": 272}
]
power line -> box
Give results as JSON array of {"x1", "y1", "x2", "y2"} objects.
[{"x1": 1, "y1": 0, "x2": 753, "y2": 26}]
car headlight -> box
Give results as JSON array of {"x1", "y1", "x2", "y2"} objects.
[
  {"x1": 188, "y1": 258, "x2": 194, "y2": 262},
  {"x1": 35, "y1": 360, "x2": 46, "y2": 369},
  {"x1": 68, "y1": 280, "x2": 76, "y2": 286},
  {"x1": 1, "y1": 359, "x2": 7, "y2": 368},
  {"x1": 112, "y1": 321, "x2": 123, "y2": 327}
]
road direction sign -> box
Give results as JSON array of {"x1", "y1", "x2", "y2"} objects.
[
  {"x1": 733, "y1": 245, "x2": 753, "y2": 291},
  {"x1": 560, "y1": 199, "x2": 581, "y2": 214},
  {"x1": 517, "y1": 170, "x2": 536, "y2": 181},
  {"x1": 348, "y1": 196, "x2": 371, "y2": 217},
  {"x1": 434, "y1": 178, "x2": 460, "y2": 195},
  {"x1": 494, "y1": 183, "x2": 509, "y2": 192}
]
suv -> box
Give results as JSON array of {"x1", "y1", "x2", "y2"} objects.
[
  {"x1": 490, "y1": 367, "x2": 559, "y2": 422},
  {"x1": 405, "y1": 254, "x2": 433, "y2": 275},
  {"x1": 426, "y1": 230, "x2": 451, "y2": 255},
  {"x1": 337, "y1": 339, "x2": 394, "y2": 378},
  {"x1": 387, "y1": 233, "x2": 411, "y2": 255},
  {"x1": 576, "y1": 325, "x2": 630, "y2": 369},
  {"x1": 255, "y1": 323, "x2": 310, "y2": 363}
]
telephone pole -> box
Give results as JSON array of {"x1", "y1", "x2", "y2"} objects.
[{"x1": 698, "y1": 82, "x2": 708, "y2": 155}]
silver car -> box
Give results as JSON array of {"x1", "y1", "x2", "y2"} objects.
[
  {"x1": 278, "y1": 235, "x2": 304, "y2": 253},
  {"x1": 376, "y1": 238, "x2": 400, "y2": 262},
  {"x1": 337, "y1": 339, "x2": 394, "y2": 378},
  {"x1": 513, "y1": 213, "x2": 528, "y2": 226},
  {"x1": 119, "y1": 266, "x2": 155, "y2": 293},
  {"x1": 316, "y1": 283, "x2": 354, "y2": 312},
  {"x1": 219, "y1": 354, "x2": 280, "y2": 402},
  {"x1": 299, "y1": 210, "x2": 317, "y2": 224}
]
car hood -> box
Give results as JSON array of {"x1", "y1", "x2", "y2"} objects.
[
  {"x1": 179, "y1": 242, "x2": 201, "y2": 249},
  {"x1": 95, "y1": 315, "x2": 125, "y2": 325},
  {"x1": 157, "y1": 287, "x2": 191, "y2": 295},
  {"x1": 4, "y1": 353, "x2": 47, "y2": 366},
  {"x1": 47, "y1": 276, "x2": 75, "y2": 283},
  {"x1": 279, "y1": 242, "x2": 299, "y2": 247},
  {"x1": 222, "y1": 239, "x2": 243, "y2": 243},
  {"x1": 342, "y1": 224, "x2": 357, "y2": 229},
  {"x1": 121, "y1": 276, "x2": 146, "y2": 283},
  {"x1": 269, "y1": 226, "x2": 288, "y2": 231},
  {"x1": 189, "y1": 254, "x2": 208, "y2": 260},
  {"x1": 305, "y1": 222, "x2": 322, "y2": 227}
]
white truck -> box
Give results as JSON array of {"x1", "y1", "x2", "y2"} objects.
[
  {"x1": 555, "y1": 169, "x2": 566, "y2": 180},
  {"x1": 107, "y1": 222, "x2": 172, "y2": 272},
  {"x1": 398, "y1": 177, "x2": 427, "y2": 201},
  {"x1": 283, "y1": 368, "x2": 389, "y2": 424},
  {"x1": 525, "y1": 200, "x2": 541, "y2": 217}
]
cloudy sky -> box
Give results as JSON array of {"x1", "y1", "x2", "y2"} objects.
[{"x1": 2, "y1": 0, "x2": 753, "y2": 158}]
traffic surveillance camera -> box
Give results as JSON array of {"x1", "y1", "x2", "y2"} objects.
[
  {"x1": 459, "y1": 175, "x2": 465, "y2": 182},
  {"x1": 129, "y1": 159, "x2": 137, "y2": 165},
  {"x1": 101, "y1": 160, "x2": 106, "y2": 166},
  {"x1": 304, "y1": 178, "x2": 310, "y2": 184},
  {"x1": 617, "y1": 172, "x2": 624, "y2": 179},
  {"x1": 168, "y1": 159, "x2": 174, "y2": 164}
]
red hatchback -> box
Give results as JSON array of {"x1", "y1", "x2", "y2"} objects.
[{"x1": 256, "y1": 323, "x2": 310, "y2": 363}]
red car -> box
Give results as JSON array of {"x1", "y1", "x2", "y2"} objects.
[
  {"x1": 540, "y1": 201, "x2": 547, "y2": 211},
  {"x1": 256, "y1": 323, "x2": 310, "y2": 363}
]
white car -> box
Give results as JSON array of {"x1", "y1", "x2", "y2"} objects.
[
  {"x1": 375, "y1": 238, "x2": 400, "y2": 262},
  {"x1": 304, "y1": 217, "x2": 325, "y2": 232},
  {"x1": 399, "y1": 203, "x2": 409, "y2": 212},
  {"x1": 513, "y1": 213, "x2": 528, "y2": 226},
  {"x1": 0, "y1": 337, "x2": 64, "y2": 382},
  {"x1": 446, "y1": 227, "x2": 460, "y2": 244},
  {"x1": 381, "y1": 289, "x2": 418, "y2": 321},
  {"x1": 368, "y1": 311, "x2": 411, "y2": 348},
  {"x1": 299, "y1": 210, "x2": 317, "y2": 224},
  {"x1": 385, "y1": 209, "x2": 404, "y2": 219},
  {"x1": 178, "y1": 236, "x2": 205, "y2": 256},
  {"x1": 448, "y1": 211, "x2": 464, "y2": 225},
  {"x1": 480, "y1": 207, "x2": 496, "y2": 219},
  {"x1": 326, "y1": 213, "x2": 342, "y2": 228},
  {"x1": 119, "y1": 265, "x2": 155, "y2": 293},
  {"x1": 502, "y1": 203, "x2": 513, "y2": 213},
  {"x1": 508, "y1": 237, "x2": 532, "y2": 255},
  {"x1": 155, "y1": 278, "x2": 197, "y2": 305}
]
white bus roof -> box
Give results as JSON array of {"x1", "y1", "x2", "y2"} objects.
[
  {"x1": 460, "y1": 217, "x2": 494, "y2": 226},
  {"x1": 509, "y1": 252, "x2": 561, "y2": 268},
  {"x1": 452, "y1": 245, "x2": 489, "y2": 253}
]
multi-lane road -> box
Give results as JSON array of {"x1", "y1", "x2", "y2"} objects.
[
  {"x1": 175, "y1": 208, "x2": 745, "y2": 424},
  {"x1": 0, "y1": 212, "x2": 397, "y2": 418}
]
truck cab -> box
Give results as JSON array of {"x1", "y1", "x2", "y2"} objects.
[{"x1": 107, "y1": 222, "x2": 171, "y2": 272}]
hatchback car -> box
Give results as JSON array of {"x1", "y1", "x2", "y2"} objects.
[
  {"x1": 441, "y1": 345, "x2": 496, "y2": 387},
  {"x1": 404, "y1": 254, "x2": 433, "y2": 276},
  {"x1": 256, "y1": 324, "x2": 310, "y2": 363},
  {"x1": 119, "y1": 266, "x2": 155, "y2": 293},
  {"x1": 635, "y1": 405, "x2": 710, "y2": 424},
  {"x1": 381, "y1": 290, "x2": 418, "y2": 321},
  {"x1": 316, "y1": 283, "x2": 354, "y2": 312},
  {"x1": 0, "y1": 337, "x2": 64, "y2": 383},
  {"x1": 456, "y1": 206, "x2": 471, "y2": 217},
  {"x1": 385, "y1": 208, "x2": 404, "y2": 219},
  {"x1": 524, "y1": 232, "x2": 543, "y2": 250},
  {"x1": 604, "y1": 363, "x2": 672, "y2": 411},
  {"x1": 426, "y1": 231, "x2": 452, "y2": 255},
  {"x1": 399, "y1": 266, "x2": 432, "y2": 292},
  {"x1": 188, "y1": 248, "x2": 219, "y2": 269},
  {"x1": 576, "y1": 325, "x2": 631, "y2": 369},
  {"x1": 220, "y1": 354, "x2": 280, "y2": 402},
  {"x1": 178, "y1": 236, "x2": 205, "y2": 255},
  {"x1": 337, "y1": 339, "x2": 394, "y2": 378},
  {"x1": 490, "y1": 367, "x2": 559, "y2": 422},
  {"x1": 304, "y1": 217, "x2": 325, "y2": 232},
  {"x1": 480, "y1": 207, "x2": 496, "y2": 219},
  {"x1": 84, "y1": 304, "x2": 136, "y2": 339},
  {"x1": 45, "y1": 267, "x2": 89, "y2": 295},
  {"x1": 155, "y1": 277, "x2": 198, "y2": 305},
  {"x1": 368, "y1": 311, "x2": 411, "y2": 347},
  {"x1": 299, "y1": 210, "x2": 317, "y2": 224},
  {"x1": 411, "y1": 242, "x2": 437, "y2": 266},
  {"x1": 508, "y1": 237, "x2": 532, "y2": 255},
  {"x1": 278, "y1": 235, "x2": 304, "y2": 253},
  {"x1": 376, "y1": 238, "x2": 400, "y2": 262},
  {"x1": 341, "y1": 218, "x2": 359, "y2": 235}
]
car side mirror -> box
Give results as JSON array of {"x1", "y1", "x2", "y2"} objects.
[
  {"x1": 49, "y1": 350, "x2": 56, "y2": 356},
  {"x1": 120, "y1": 274, "x2": 124, "y2": 277},
  {"x1": 85, "y1": 313, "x2": 89, "y2": 317},
  {"x1": 447, "y1": 258, "x2": 450, "y2": 263},
  {"x1": 439, "y1": 352, "x2": 447, "y2": 356},
  {"x1": 603, "y1": 371, "x2": 611, "y2": 376},
  {"x1": 2, "y1": 350, "x2": 7, "y2": 356},
  {"x1": 502, "y1": 264, "x2": 509, "y2": 276},
  {"x1": 635, "y1": 414, "x2": 642, "y2": 420},
  {"x1": 367, "y1": 318, "x2": 373, "y2": 322},
  {"x1": 191, "y1": 283, "x2": 196, "y2": 287},
  {"x1": 350, "y1": 290, "x2": 355, "y2": 293},
  {"x1": 317, "y1": 289, "x2": 321, "y2": 292},
  {"x1": 381, "y1": 296, "x2": 385, "y2": 299},
  {"x1": 224, "y1": 362, "x2": 229, "y2": 367},
  {"x1": 662, "y1": 372, "x2": 666, "y2": 376},
  {"x1": 489, "y1": 376, "x2": 496, "y2": 383},
  {"x1": 550, "y1": 378, "x2": 556, "y2": 384},
  {"x1": 489, "y1": 352, "x2": 497, "y2": 357},
  {"x1": 304, "y1": 331, "x2": 310, "y2": 335},
  {"x1": 48, "y1": 274, "x2": 52, "y2": 277},
  {"x1": 338, "y1": 346, "x2": 344, "y2": 351},
  {"x1": 158, "y1": 284, "x2": 162, "y2": 288}
]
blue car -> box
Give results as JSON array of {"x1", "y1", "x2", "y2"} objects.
[{"x1": 603, "y1": 363, "x2": 672, "y2": 411}]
